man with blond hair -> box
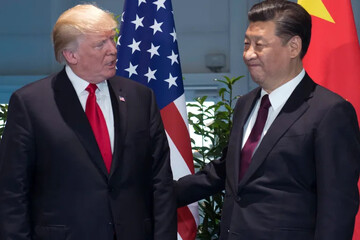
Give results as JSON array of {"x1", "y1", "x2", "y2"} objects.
[{"x1": 0, "y1": 4, "x2": 176, "y2": 240}]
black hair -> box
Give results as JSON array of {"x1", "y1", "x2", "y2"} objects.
[{"x1": 248, "y1": 0, "x2": 312, "y2": 59}]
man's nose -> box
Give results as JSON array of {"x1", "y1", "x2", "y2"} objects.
[
  {"x1": 107, "y1": 39, "x2": 117, "y2": 55},
  {"x1": 243, "y1": 45, "x2": 256, "y2": 61}
]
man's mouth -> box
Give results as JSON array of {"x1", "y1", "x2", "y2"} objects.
[{"x1": 106, "y1": 60, "x2": 117, "y2": 67}]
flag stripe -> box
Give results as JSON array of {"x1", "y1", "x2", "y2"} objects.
[
  {"x1": 166, "y1": 132, "x2": 192, "y2": 179},
  {"x1": 188, "y1": 202, "x2": 200, "y2": 226},
  {"x1": 173, "y1": 94, "x2": 191, "y2": 130},
  {"x1": 177, "y1": 206, "x2": 198, "y2": 240},
  {"x1": 160, "y1": 102, "x2": 195, "y2": 174}
]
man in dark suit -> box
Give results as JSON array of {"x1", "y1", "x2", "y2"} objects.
[
  {"x1": 0, "y1": 4, "x2": 176, "y2": 240},
  {"x1": 176, "y1": 1, "x2": 360, "y2": 239}
]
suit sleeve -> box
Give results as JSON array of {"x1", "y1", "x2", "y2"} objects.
[
  {"x1": 148, "y1": 91, "x2": 177, "y2": 240},
  {"x1": 175, "y1": 148, "x2": 226, "y2": 207},
  {"x1": 0, "y1": 92, "x2": 35, "y2": 240},
  {"x1": 314, "y1": 100, "x2": 360, "y2": 239},
  {"x1": 174, "y1": 96, "x2": 245, "y2": 207}
]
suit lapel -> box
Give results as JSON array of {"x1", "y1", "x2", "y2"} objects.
[
  {"x1": 53, "y1": 69, "x2": 109, "y2": 178},
  {"x1": 107, "y1": 77, "x2": 127, "y2": 178},
  {"x1": 238, "y1": 74, "x2": 316, "y2": 189}
]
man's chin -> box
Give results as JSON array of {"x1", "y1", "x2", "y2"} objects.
[
  {"x1": 250, "y1": 74, "x2": 262, "y2": 84},
  {"x1": 106, "y1": 69, "x2": 117, "y2": 79}
]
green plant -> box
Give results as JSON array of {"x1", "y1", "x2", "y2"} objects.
[
  {"x1": 0, "y1": 104, "x2": 8, "y2": 137},
  {"x1": 113, "y1": 14, "x2": 121, "y2": 44},
  {"x1": 187, "y1": 76, "x2": 243, "y2": 239}
]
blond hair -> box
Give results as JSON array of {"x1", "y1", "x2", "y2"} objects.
[{"x1": 52, "y1": 4, "x2": 117, "y2": 63}]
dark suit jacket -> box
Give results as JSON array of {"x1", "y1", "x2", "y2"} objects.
[
  {"x1": 0, "y1": 69, "x2": 177, "y2": 240},
  {"x1": 176, "y1": 74, "x2": 360, "y2": 240}
]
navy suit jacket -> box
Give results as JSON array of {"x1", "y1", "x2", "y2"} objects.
[
  {"x1": 176, "y1": 74, "x2": 360, "y2": 240},
  {"x1": 0, "y1": 68, "x2": 177, "y2": 240}
]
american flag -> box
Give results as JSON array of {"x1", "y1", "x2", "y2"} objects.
[{"x1": 116, "y1": 0, "x2": 198, "y2": 239}]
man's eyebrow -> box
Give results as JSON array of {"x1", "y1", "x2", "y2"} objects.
[{"x1": 244, "y1": 34, "x2": 263, "y2": 41}]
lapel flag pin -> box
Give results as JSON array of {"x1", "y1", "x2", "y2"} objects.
[{"x1": 119, "y1": 96, "x2": 126, "y2": 102}]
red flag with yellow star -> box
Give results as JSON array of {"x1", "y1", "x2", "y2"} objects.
[
  {"x1": 298, "y1": 0, "x2": 360, "y2": 239},
  {"x1": 298, "y1": 0, "x2": 360, "y2": 122}
]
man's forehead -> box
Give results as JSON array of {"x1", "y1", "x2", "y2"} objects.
[
  {"x1": 80, "y1": 31, "x2": 114, "y2": 42},
  {"x1": 245, "y1": 21, "x2": 276, "y2": 37},
  {"x1": 85, "y1": 30, "x2": 116, "y2": 38}
]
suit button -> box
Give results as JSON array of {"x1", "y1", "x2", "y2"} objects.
[
  {"x1": 108, "y1": 222, "x2": 113, "y2": 225},
  {"x1": 236, "y1": 196, "x2": 241, "y2": 202}
]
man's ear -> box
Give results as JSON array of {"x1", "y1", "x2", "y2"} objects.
[
  {"x1": 288, "y1": 35, "x2": 302, "y2": 59},
  {"x1": 62, "y1": 49, "x2": 78, "y2": 65}
]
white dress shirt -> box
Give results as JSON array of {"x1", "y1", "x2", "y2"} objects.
[
  {"x1": 242, "y1": 69, "x2": 305, "y2": 152},
  {"x1": 65, "y1": 65, "x2": 115, "y2": 153}
]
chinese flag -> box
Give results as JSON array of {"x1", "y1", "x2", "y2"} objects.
[{"x1": 297, "y1": 0, "x2": 360, "y2": 239}]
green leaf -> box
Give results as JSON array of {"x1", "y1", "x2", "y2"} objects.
[
  {"x1": 197, "y1": 96, "x2": 208, "y2": 105},
  {"x1": 0, "y1": 104, "x2": 9, "y2": 138},
  {"x1": 218, "y1": 87, "x2": 227, "y2": 98}
]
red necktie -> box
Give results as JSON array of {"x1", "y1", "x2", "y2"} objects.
[
  {"x1": 85, "y1": 84, "x2": 112, "y2": 173},
  {"x1": 239, "y1": 94, "x2": 271, "y2": 180}
]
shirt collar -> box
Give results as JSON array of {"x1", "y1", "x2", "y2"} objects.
[
  {"x1": 65, "y1": 65, "x2": 109, "y2": 96},
  {"x1": 261, "y1": 69, "x2": 305, "y2": 111}
]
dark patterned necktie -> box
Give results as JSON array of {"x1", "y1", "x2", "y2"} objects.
[{"x1": 239, "y1": 94, "x2": 271, "y2": 180}]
